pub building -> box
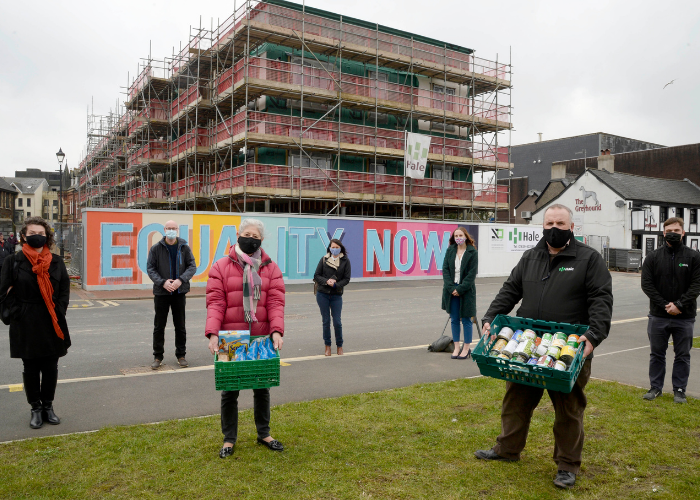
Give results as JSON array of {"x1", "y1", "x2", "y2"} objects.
[{"x1": 530, "y1": 167, "x2": 700, "y2": 260}]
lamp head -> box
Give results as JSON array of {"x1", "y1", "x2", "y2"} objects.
[{"x1": 56, "y1": 148, "x2": 65, "y2": 165}]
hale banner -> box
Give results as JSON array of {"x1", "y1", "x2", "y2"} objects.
[
  {"x1": 489, "y1": 226, "x2": 541, "y2": 252},
  {"x1": 404, "y1": 132, "x2": 431, "y2": 179}
]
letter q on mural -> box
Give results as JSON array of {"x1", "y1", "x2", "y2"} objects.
[{"x1": 84, "y1": 210, "x2": 477, "y2": 291}]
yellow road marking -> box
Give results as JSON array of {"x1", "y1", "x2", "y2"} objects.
[
  {"x1": 8, "y1": 384, "x2": 23, "y2": 392},
  {"x1": 280, "y1": 361, "x2": 291, "y2": 366}
]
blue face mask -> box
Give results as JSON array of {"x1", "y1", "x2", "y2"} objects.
[
  {"x1": 164, "y1": 229, "x2": 177, "y2": 239},
  {"x1": 330, "y1": 247, "x2": 341, "y2": 256}
]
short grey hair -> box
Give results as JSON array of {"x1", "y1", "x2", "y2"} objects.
[
  {"x1": 543, "y1": 204, "x2": 574, "y2": 224},
  {"x1": 239, "y1": 218, "x2": 266, "y2": 238}
]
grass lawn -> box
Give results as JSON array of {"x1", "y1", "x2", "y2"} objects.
[
  {"x1": 694, "y1": 336, "x2": 700, "y2": 349},
  {"x1": 1, "y1": 377, "x2": 698, "y2": 500}
]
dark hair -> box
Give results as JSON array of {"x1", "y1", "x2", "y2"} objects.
[
  {"x1": 327, "y1": 238, "x2": 347, "y2": 256},
  {"x1": 664, "y1": 217, "x2": 684, "y2": 229},
  {"x1": 20, "y1": 216, "x2": 55, "y2": 248},
  {"x1": 449, "y1": 226, "x2": 477, "y2": 249}
]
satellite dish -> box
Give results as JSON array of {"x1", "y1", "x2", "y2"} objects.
[{"x1": 614, "y1": 200, "x2": 625, "y2": 208}]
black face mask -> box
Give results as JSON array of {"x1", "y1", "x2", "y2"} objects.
[
  {"x1": 237, "y1": 236, "x2": 261, "y2": 255},
  {"x1": 664, "y1": 232, "x2": 682, "y2": 248},
  {"x1": 543, "y1": 227, "x2": 572, "y2": 249},
  {"x1": 26, "y1": 234, "x2": 47, "y2": 249}
]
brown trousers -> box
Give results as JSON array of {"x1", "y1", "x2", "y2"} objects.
[{"x1": 493, "y1": 359, "x2": 592, "y2": 474}]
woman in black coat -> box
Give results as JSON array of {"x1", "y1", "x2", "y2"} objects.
[
  {"x1": 0, "y1": 217, "x2": 71, "y2": 429},
  {"x1": 313, "y1": 238, "x2": 351, "y2": 356},
  {"x1": 441, "y1": 226, "x2": 478, "y2": 359}
]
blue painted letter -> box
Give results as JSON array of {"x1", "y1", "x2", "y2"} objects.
[
  {"x1": 102, "y1": 223, "x2": 134, "y2": 279},
  {"x1": 366, "y1": 229, "x2": 391, "y2": 272}
]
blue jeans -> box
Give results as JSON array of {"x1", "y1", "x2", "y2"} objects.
[
  {"x1": 316, "y1": 292, "x2": 343, "y2": 347},
  {"x1": 450, "y1": 295, "x2": 473, "y2": 344}
]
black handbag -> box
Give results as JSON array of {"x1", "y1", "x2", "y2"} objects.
[
  {"x1": 428, "y1": 314, "x2": 483, "y2": 352},
  {"x1": 0, "y1": 255, "x2": 18, "y2": 326},
  {"x1": 428, "y1": 317, "x2": 454, "y2": 352}
]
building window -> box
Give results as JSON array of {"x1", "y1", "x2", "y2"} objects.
[
  {"x1": 677, "y1": 207, "x2": 684, "y2": 221},
  {"x1": 53, "y1": 199, "x2": 58, "y2": 206},
  {"x1": 27, "y1": 198, "x2": 31, "y2": 207},
  {"x1": 433, "y1": 84, "x2": 456, "y2": 112},
  {"x1": 369, "y1": 162, "x2": 386, "y2": 174},
  {"x1": 432, "y1": 165, "x2": 454, "y2": 180},
  {"x1": 53, "y1": 213, "x2": 57, "y2": 221},
  {"x1": 691, "y1": 209, "x2": 697, "y2": 225},
  {"x1": 27, "y1": 212, "x2": 31, "y2": 217},
  {"x1": 659, "y1": 206, "x2": 667, "y2": 223},
  {"x1": 45, "y1": 199, "x2": 49, "y2": 206},
  {"x1": 18, "y1": 198, "x2": 23, "y2": 207}
]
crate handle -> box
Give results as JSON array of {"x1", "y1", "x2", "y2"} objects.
[{"x1": 507, "y1": 364, "x2": 530, "y2": 374}]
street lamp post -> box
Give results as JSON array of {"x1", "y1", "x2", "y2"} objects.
[{"x1": 56, "y1": 148, "x2": 65, "y2": 257}]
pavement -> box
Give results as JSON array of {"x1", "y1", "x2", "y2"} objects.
[{"x1": 1, "y1": 273, "x2": 698, "y2": 443}]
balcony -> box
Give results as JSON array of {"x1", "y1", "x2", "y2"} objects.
[
  {"x1": 211, "y1": 110, "x2": 509, "y2": 166},
  {"x1": 213, "y1": 57, "x2": 510, "y2": 130},
  {"x1": 204, "y1": 163, "x2": 507, "y2": 207}
]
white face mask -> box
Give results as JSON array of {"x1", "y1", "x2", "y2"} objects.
[{"x1": 164, "y1": 229, "x2": 177, "y2": 239}]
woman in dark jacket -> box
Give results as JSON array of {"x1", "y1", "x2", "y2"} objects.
[
  {"x1": 441, "y1": 226, "x2": 478, "y2": 359},
  {"x1": 0, "y1": 217, "x2": 70, "y2": 429},
  {"x1": 314, "y1": 239, "x2": 351, "y2": 356}
]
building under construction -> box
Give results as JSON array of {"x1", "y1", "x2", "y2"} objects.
[{"x1": 74, "y1": 0, "x2": 512, "y2": 220}]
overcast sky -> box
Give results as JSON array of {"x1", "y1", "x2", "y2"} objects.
[{"x1": 1, "y1": 0, "x2": 698, "y2": 177}]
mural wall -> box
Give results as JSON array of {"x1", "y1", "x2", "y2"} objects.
[{"x1": 83, "y1": 209, "x2": 480, "y2": 290}]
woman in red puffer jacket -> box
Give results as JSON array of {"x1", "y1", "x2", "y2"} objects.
[{"x1": 205, "y1": 219, "x2": 285, "y2": 458}]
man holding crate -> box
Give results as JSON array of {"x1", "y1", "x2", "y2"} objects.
[{"x1": 475, "y1": 204, "x2": 613, "y2": 489}]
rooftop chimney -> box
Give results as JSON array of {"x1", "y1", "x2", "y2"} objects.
[
  {"x1": 538, "y1": 133, "x2": 543, "y2": 142},
  {"x1": 598, "y1": 152, "x2": 614, "y2": 173},
  {"x1": 551, "y1": 161, "x2": 567, "y2": 180}
]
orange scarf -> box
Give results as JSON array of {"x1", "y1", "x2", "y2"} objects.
[{"x1": 22, "y1": 244, "x2": 64, "y2": 340}]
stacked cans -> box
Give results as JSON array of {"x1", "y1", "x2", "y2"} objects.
[{"x1": 488, "y1": 327, "x2": 579, "y2": 371}]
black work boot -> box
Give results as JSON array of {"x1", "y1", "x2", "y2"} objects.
[
  {"x1": 42, "y1": 401, "x2": 61, "y2": 425},
  {"x1": 23, "y1": 372, "x2": 43, "y2": 429},
  {"x1": 30, "y1": 402, "x2": 44, "y2": 429}
]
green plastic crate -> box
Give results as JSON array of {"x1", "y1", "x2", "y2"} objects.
[
  {"x1": 214, "y1": 342, "x2": 280, "y2": 391},
  {"x1": 472, "y1": 315, "x2": 587, "y2": 393}
]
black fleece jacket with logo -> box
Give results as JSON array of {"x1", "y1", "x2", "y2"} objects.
[
  {"x1": 483, "y1": 237, "x2": 613, "y2": 348},
  {"x1": 641, "y1": 242, "x2": 700, "y2": 319}
]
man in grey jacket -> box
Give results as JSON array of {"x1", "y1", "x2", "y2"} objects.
[{"x1": 146, "y1": 220, "x2": 197, "y2": 369}]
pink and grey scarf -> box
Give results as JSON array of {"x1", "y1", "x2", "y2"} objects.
[{"x1": 234, "y1": 244, "x2": 262, "y2": 323}]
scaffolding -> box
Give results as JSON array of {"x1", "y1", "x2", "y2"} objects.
[{"x1": 75, "y1": 0, "x2": 512, "y2": 221}]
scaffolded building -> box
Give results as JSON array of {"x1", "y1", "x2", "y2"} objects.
[{"x1": 76, "y1": 0, "x2": 512, "y2": 220}]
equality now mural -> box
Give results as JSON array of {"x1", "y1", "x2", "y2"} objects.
[{"x1": 83, "y1": 209, "x2": 477, "y2": 290}]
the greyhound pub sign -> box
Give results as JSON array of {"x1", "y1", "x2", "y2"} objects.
[{"x1": 575, "y1": 186, "x2": 602, "y2": 212}]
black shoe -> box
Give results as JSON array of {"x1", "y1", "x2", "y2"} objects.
[
  {"x1": 42, "y1": 402, "x2": 61, "y2": 425},
  {"x1": 257, "y1": 437, "x2": 284, "y2": 452},
  {"x1": 674, "y1": 389, "x2": 687, "y2": 404},
  {"x1": 451, "y1": 345, "x2": 463, "y2": 359},
  {"x1": 219, "y1": 446, "x2": 234, "y2": 458},
  {"x1": 459, "y1": 348, "x2": 472, "y2": 359},
  {"x1": 30, "y1": 402, "x2": 43, "y2": 429},
  {"x1": 177, "y1": 357, "x2": 189, "y2": 368},
  {"x1": 643, "y1": 388, "x2": 662, "y2": 400},
  {"x1": 553, "y1": 470, "x2": 576, "y2": 489},
  {"x1": 151, "y1": 358, "x2": 162, "y2": 370},
  {"x1": 474, "y1": 448, "x2": 517, "y2": 461}
]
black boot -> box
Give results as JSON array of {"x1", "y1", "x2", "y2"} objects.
[
  {"x1": 42, "y1": 401, "x2": 61, "y2": 425},
  {"x1": 23, "y1": 372, "x2": 43, "y2": 429},
  {"x1": 30, "y1": 402, "x2": 44, "y2": 429}
]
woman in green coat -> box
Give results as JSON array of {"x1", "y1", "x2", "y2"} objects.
[{"x1": 442, "y1": 226, "x2": 478, "y2": 359}]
